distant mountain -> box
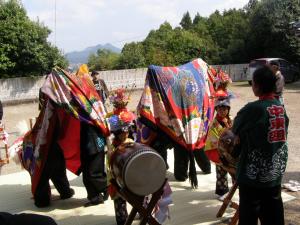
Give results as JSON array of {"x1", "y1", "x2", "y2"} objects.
[{"x1": 65, "y1": 43, "x2": 121, "y2": 65}]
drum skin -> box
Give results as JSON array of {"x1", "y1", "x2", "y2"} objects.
[
  {"x1": 218, "y1": 129, "x2": 238, "y2": 173},
  {"x1": 110, "y1": 142, "x2": 166, "y2": 196}
]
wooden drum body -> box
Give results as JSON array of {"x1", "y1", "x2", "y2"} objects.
[{"x1": 110, "y1": 142, "x2": 166, "y2": 196}]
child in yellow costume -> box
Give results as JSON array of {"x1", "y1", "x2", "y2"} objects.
[{"x1": 205, "y1": 97, "x2": 233, "y2": 198}]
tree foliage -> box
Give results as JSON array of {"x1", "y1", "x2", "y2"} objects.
[
  {"x1": 180, "y1": 11, "x2": 193, "y2": 30},
  {"x1": 2, "y1": 0, "x2": 299, "y2": 75},
  {"x1": 246, "y1": 0, "x2": 300, "y2": 63},
  {"x1": 81, "y1": 0, "x2": 300, "y2": 70},
  {"x1": 206, "y1": 9, "x2": 250, "y2": 63},
  {"x1": 118, "y1": 42, "x2": 146, "y2": 69},
  {"x1": 0, "y1": 0, "x2": 68, "y2": 77},
  {"x1": 88, "y1": 49, "x2": 120, "y2": 71}
]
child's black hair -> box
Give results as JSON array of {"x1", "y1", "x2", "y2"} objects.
[
  {"x1": 91, "y1": 71, "x2": 98, "y2": 76},
  {"x1": 269, "y1": 61, "x2": 280, "y2": 67},
  {"x1": 253, "y1": 65, "x2": 277, "y2": 94}
]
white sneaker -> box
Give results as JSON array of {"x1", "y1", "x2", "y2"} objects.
[
  {"x1": 283, "y1": 182, "x2": 299, "y2": 192},
  {"x1": 217, "y1": 193, "x2": 228, "y2": 201},
  {"x1": 283, "y1": 183, "x2": 292, "y2": 189},
  {"x1": 289, "y1": 180, "x2": 300, "y2": 186}
]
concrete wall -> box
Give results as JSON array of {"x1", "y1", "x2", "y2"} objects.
[
  {"x1": 212, "y1": 63, "x2": 249, "y2": 81},
  {"x1": 98, "y1": 68, "x2": 148, "y2": 91},
  {"x1": 0, "y1": 76, "x2": 45, "y2": 104},
  {"x1": 0, "y1": 64, "x2": 249, "y2": 104}
]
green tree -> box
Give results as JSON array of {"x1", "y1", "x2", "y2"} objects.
[
  {"x1": 180, "y1": 11, "x2": 193, "y2": 30},
  {"x1": 207, "y1": 9, "x2": 250, "y2": 63},
  {"x1": 118, "y1": 42, "x2": 146, "y2": 69},
  {"x1": 0, "y1": 0, "x2": 67, "y2": 77},
  {"x1": 244, "y1": 0, "x2": 259, "y2": 12},
  {"x1": 168, "y1": 28, "x2": 215, "y2": 64},
  {"x1": 246, "y1": 0, "x2": 300, "y2": 63},
  {"x1": 115, "y1": 0, "x2": 299, "y2": 68},
  {"x1": 143, "y1": 22, "x2": 175, "y2": 65},
  {"x1": 192, "y1": 12, "x2": 202, "y2": 25},
  {"x1": 88, "y1": 49, "x2": 120, "y2": 71},
  {"x1": 190, "y1": 14, "x2": 219, "y2": 62}
]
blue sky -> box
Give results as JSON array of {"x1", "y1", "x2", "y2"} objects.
[{"x1": 21, "y1": 0, "x2": 249, "y2": 53}]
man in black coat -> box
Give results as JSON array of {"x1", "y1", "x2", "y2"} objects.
[
  {"x1": 90, "y1": 71, "x2": 109, "y2": 103},
  {"x1": 80, "y1": 122, "x2": 107, "y2": 206},
  {"x1": 0, "y1": 212, "x2": 57, "y2": 225},
  {"x1": 0, "y1": 100, "x2": 3, "y2": 121}
]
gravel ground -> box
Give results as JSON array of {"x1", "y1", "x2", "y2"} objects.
[{"x1": 1, "y1": 81, "x2": 299, "y2": 224}]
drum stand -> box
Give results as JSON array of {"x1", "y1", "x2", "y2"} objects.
[
  {"x1": 216, "y1": 167, "x2": 239, "y2": 225},
  {"x1": 0, "y1": 143, "x2": 9, "y2": 166},
  {"x1": 111, "y1": 179, "x2": 167, "y2": 225},
  {"x1": 0, "y1": 123, "x2": 9, "y2": 166}
]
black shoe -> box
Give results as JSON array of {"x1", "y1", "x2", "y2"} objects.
[
  {"x1": 84, "y1": 195, "x2": 104, "y2": 207},
  {"x1": 202, "y1": 170, "x2": 211, "y2": 174},
  {"x1": 174, "y1": 175, "x2": 188, "y2": 181},
  {"x1": 102, "y1": 191, "x2": 109, "y2": 201},
  {"x1": 35, "y1": 200, "x2": 50, "y2": 208},
  {"x1": 60, "y1": 188, "x2": 75, "y2": 200}
]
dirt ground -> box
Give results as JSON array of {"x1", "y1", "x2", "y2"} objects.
[{"x1": 1, "y1": 81, "x2": 300, "y2": 224}]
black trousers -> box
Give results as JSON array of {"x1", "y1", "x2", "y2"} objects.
[
  {"x1": 114, "y1": 197, "x2": 128, "y2": 225},
  {"x1": 238, "y1": 184, "x2": 284, "y2": 225},
  {"x1": 34, "y1": 143, "x2": 72, "y2": 207},
  {"x1": 215, "y1": 165, "x2": 229, "y2": 196},
  {"x1": 150, "y1": 136, "x2": 172, "y2": 170},
  {"x1": 81, "y1": 151, "x2": 107, "y2": 200},
  {"x1": 0, "y1": 212, "x2": 57, "y2": 225},
  {"x1": 194, "y1": 148, "x2": 211, "y2": 174},
  {"x1": 173, "y1": 146, "x2": 189, "y2": 181},
  {"x1": 174, "y1": 147, "x2": 211, "y2": 181}
]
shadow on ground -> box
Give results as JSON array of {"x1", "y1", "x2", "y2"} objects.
[
  {"x1": 284, "y1": 81, "x2": 300, "y2": 92},
  {"x1": 232, "y1": 82, "x2": 250, "y2": 87},
  {"x1": 0, "y1": 179, "x2": 235, "y2": 225}
]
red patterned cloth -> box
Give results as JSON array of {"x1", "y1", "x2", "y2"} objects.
[
  {"x1": 21, "y1": 66, "x2": 109, "y2": 195},
  {"x1": 137, "y1": 59, "x2": 215, "y2": 150}
]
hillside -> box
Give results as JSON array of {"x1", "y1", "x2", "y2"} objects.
[{"x1": 65, "y1": 43, "x2": 121, "y2": 65}]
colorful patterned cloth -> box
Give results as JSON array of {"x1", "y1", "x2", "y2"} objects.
[
  {"x1": 137, "y1": 58, "x2": 215, "y2": 150},
  {"x1": 204, "y1": 118, "x2": 226, "y2": 164},
  {"x1": 21, "y1": 66, "x2": 109, "y2": 195},
  {"x1": 42, "y1": 67, "x2": 109, "y2": 135},
  {"x1": 0, "y1": 128, "x2": 8, "y2": 145},
  {"x1": 21, "y1": 102, "x2": 57, "y2": 194},
  {"x1": 135, "y1": 119, "x2": 157, "y2": 145}
]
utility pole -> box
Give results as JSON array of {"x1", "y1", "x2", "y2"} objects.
[{"x1": 54, "y1": 0, "x2": 57, "y2": 45}]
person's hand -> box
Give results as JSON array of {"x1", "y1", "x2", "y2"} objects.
[
  {"x1": 107, "y1": 149, "x2": 114, "y2": 160},
  {"x1": 233, "y1": 135, "x2": 240, "y2": 145}
]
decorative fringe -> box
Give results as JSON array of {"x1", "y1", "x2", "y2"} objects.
[
  {"x1": 188, "y1": 151, "x2": 198, "y2": 189},
  {"x1": 15, "y1": 120, "x2": 29, "y2": 135},
  {"x1": 7, "y1": 120, "x2": 29, "y2": 166},
  {"x1": 8, "y1": 136, "x2": 24, "y2": 166}
]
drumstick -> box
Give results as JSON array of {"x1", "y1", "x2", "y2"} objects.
[{"x1": 105, "y1": 137, "x2": 114, "y2": 158}]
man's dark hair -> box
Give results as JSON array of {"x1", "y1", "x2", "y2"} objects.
[
  {"x1": 269, "y1": 61, "x2": 280, "y2": 67},
  {"x1": 253, "y1": 65, "x2": 276, "y2": 94},
  {"x1": 91, "y1": 71, "x2": 98, "y2": 76}
]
